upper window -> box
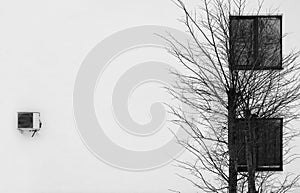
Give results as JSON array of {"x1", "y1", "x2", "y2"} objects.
[{"x1": 230, "y1": 15, "x2": 282, "y2": 70}]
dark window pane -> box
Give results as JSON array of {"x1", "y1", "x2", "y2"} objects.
[
  {"x1": 230, "y1": 16, "x2": 282, "y2": 70},
  {"x1": 232, "y1": 118, "x2": 283, "y2": 171}
]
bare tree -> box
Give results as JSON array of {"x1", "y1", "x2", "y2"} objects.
[{"x1": 163, "y1": 0, "x2": 300, "y2": 192}]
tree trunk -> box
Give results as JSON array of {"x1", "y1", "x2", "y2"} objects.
[
  {"x1": 245, "y1": 112, "x2": 256, "y2": 193},
  {"x1": 228, "y1": 88, "x2": 237, "y2": 193}
]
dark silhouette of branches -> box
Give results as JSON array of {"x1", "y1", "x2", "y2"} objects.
[{"x1": 164, "y1": 0, "x2": 300, "y2": 192}]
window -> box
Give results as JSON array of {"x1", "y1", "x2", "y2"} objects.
[
  {"x1": 233, "y1": 118, "x2": 283, "y2": 172},
  {"x1": 230, "y1": 15, "x2": 282, "y2": 70}
]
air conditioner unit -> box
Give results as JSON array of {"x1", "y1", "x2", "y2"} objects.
[{"x1": 17, "y1": 112, "x2": 42, "y2": 137}]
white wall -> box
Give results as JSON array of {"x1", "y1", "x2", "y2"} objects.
[{"x1": 0, "y1": 0, "x2": 299, "y2": 192}]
